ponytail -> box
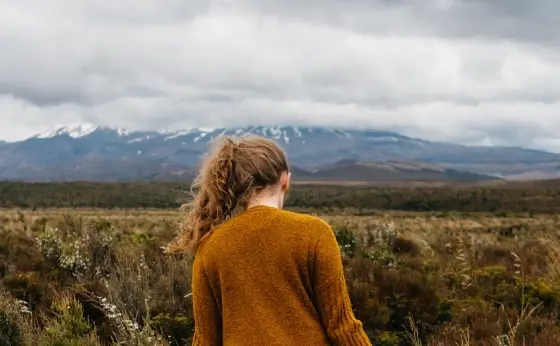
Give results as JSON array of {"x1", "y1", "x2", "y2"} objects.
[{"x1": 166, "y1": 135, "x2": 289, "y2": 255}]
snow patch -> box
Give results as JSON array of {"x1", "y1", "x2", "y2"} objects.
[
  {"x1": 129, "y1": 136, "x2": 151, "y2": 143},
  {"x1": 116, "y1": 128, "x2": 130, "y2": 136},
  {"x1": 193, "y1": 132, "x2": 209, "y2": 143},
  {"x1": 164, "y1": 130, "x2": 194, "y2": 141},
  {"x1": 282, "y1": 130, "x2": 290, "y2": 144},
  {"x1": 36, "y1": 124, "x2": 99, "y2": 139},
  {"x1": 366, "y1": 136, "x2": 399, "y2": 142},
  {"x1": 34, "y1": 124, "x2": 137, "y2": 139},
  {"x1": 327, "y1": 129, "x2": 352, "y2": 139},
  {"x1": 328, "y1": 129, "x2": 344, "y2": 139},
  {"x1": 269, "y1": 127, "x2": 282, "y2": 140}
]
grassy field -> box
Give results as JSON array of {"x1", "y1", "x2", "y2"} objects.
[{"x1": 2, "y1": 205, "x2": 560, "y2": 345}]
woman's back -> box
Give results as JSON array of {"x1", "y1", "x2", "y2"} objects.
[
  {"x1": 165, "y1": 135, "x2": 370, "y2": 345},
  {"x1": 192, "y1": 205, "x2": 371, "y2": 345}
]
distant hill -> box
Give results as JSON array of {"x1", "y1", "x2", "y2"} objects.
[
  {"x1": 286, "y1": 160, "x2": 495, "y2": 183},
  {"x1": 0, "y1": 124, "x2": 557, "y2": 182},
  {"x1": 155, "y1": 159, "x2": 497, "y2": 184}
]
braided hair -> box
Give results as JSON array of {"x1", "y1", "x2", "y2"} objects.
[{"x1": 166, "y1": 135, "x2": 289, "y2": 254}]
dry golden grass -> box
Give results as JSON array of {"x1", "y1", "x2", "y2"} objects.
[{"x1": 2, "y1": 208, "x2": 560, "y2": 345}]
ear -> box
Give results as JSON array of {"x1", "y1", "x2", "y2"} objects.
[{"x1": 281, "y1": 172, "x2": 291, "y2": 192}]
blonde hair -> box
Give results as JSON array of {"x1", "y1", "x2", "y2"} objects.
[{"x1": 167, "y1": 135, "x2": 289, "y2": 254}]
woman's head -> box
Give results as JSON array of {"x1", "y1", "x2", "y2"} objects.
[{"x1": 167, "y1": 135, "x2": 290, "y2": 254}]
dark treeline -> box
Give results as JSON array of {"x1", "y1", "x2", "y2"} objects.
[{"x1": 2, "y1": 180, "x2": 560, "y2": 213}]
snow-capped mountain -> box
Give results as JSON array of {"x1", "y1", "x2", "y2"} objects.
[
  {"x1": 33, "y1": 124, "x2": 135, "y2": 140},
  {"x1": 1, "y1": 124, "x2": 559, "y2": 181},
  {"x1": 35, "y1": 124, "x2": 103, "y2": 139},
  {"x1": 25, "y1": 124, "x2": 424, "y2": 149}
]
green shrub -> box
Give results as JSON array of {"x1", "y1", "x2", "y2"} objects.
[
  {"x1": 2, "y1": 272, "x2": 43, "y2": 310},
  {"x1": 37, "y1": 295, "x2": 101, "y2": 346},
  {"x1": 527, "y1": 278, "x2": 560, "y2": 310},
  {"x1": 152, "y1": 313, "x2": 194, "y2": 345},
  {"x1": 334, "y1": 227, "x2": 356, "y2": 258},
  {"x1": 373, "y1": 331, "x2": 400, "y2": 346},
  {"x1": 0, "y1": 310, "x2": 24, "y2": 346},
  {"x1": 0, "y1": 290, "x2": 33, "y2": 346}
]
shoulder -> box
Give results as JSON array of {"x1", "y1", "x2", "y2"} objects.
[
  {"x1": 277, "y1": 209, "x2": 325, "y2": 224},
  {"x1": 277, "y1": 209, "x2": 334, "y2": 238},
  {"x1": 193, "y1": 233, "x2": 213, "y2": 265}
]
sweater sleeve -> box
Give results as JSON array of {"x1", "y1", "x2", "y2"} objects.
[
  {"x1": 191, "y1": 256, "x2": 222, "y2": 346},
  {"x1": 313, "y1": 221, "x2": 372, "y2": 346}
]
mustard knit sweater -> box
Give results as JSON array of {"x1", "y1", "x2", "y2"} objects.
[{"x1": 191, "y1": 205, "x2": 371, "y2": 345}]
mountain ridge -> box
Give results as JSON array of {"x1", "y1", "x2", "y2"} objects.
[
  {"x1": 1, "y1": 124, "x2": 559, "y2": 182},
  {"x1": 21, "y1": 123, "x2": 417, "y2": 145}
]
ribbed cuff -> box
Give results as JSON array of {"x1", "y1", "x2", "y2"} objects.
[
  {"x1": 334, "y1": 331, "x2": 372, "y2": 346},
  {"x1": 317, "y1": 274, "x2": 372, "y2": 345}
]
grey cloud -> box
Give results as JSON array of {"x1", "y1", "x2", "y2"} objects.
[
  {"x1": 244, "y1": 0, "x2": 560, "y2": 43},
  {"x1": 0, "y1": 83, "x2": 87, "y2": 107},
  {"x1": 1, "y1": 0, "x2": 560, "y2": 153}
]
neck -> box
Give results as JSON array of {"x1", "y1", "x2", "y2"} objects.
[{"x1": 246, "y1": 195, "x2": 282, "y2": 210}]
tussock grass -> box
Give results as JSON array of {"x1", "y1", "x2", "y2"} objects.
[{"x1": 1, "y1": 209, "x2": 560, "y2": 345}]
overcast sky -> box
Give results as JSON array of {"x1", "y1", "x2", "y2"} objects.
[{"x1": 1, "y1": 0, "x2": 560, "y2": 151}]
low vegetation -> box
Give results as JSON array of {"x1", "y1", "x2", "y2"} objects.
[
  {"x1": 3, "y1": 179, "x2": 560, "y2": 213},
  {"x1": 2, "y1": 204, "x2": 560, "y2": 345}
]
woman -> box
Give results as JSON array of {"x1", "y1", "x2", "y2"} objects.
[{"x1": 167, "y1": 135, "x2": 371, "y2": 346}]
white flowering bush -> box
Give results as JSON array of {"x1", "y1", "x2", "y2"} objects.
[
  {"x1": 60, "y1": 239, "x2": 90, "y2": 277},
  {"x1": 35, "y1": 228, "x2": 63, "y2": 264},
  {"x1": 15, "y1": 299, "x2": 31, "y2": 315},
  {"x1": 334, "y1": 221, "x2": 399, "y2": 263},
  {"x1": 97, "y1": 295, "x2": 169, "y2": 346},
  {"x1": 367, "y1": 220, "x2": 398, "y2": 248},
  {"x1": 360, "y1": 220, "x2": 400, "y2": 268},
  {"x1": 35, "y1": 219, "x2": 116, "y2": 279},
  {"x1": 37, "y1": 228, "x2": 90, "y2": 278}
]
